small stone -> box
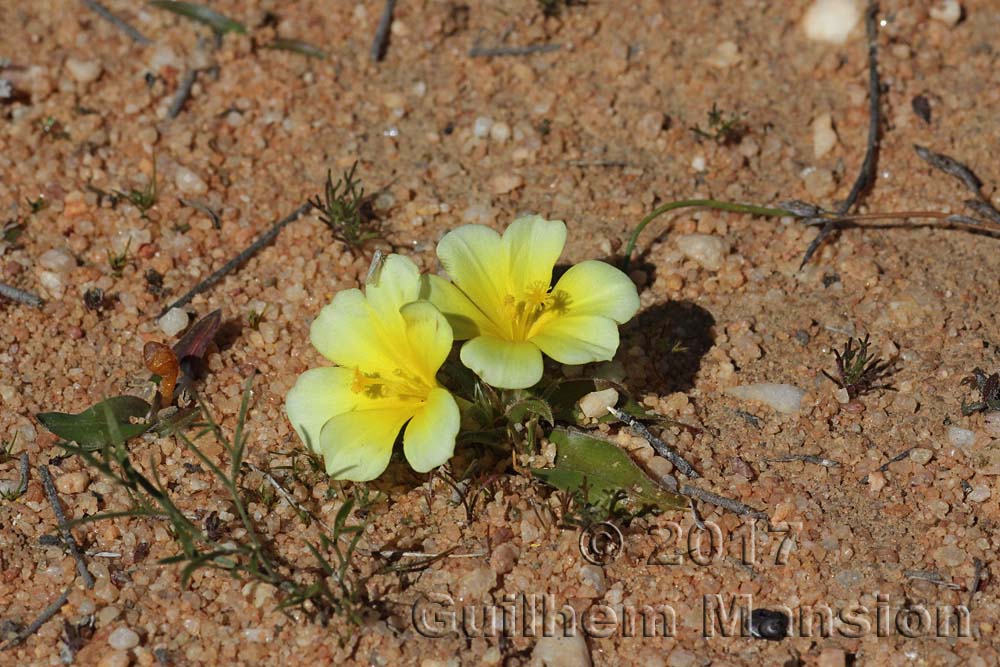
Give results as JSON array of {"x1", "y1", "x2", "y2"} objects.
[
  {"x1": 909, "y1": 448, "x2": 933, "y2": 465},
  {"x1": 705, "y1": 40, "x2": 741, "y2": 69},
  {"x1": 967, "y1": 485, "x2": 991, "y2": 503},
  {"x1": 812, "y1": 112, "x2": 838, "y2": 158},
  {"x1": 489, "y1": 122, "x2": 511, "y2": 143},
  {"x1": 868, "y1": 470, "x2": 886, "y2": 492},
  {"x1": 55, "y1": 470, "x2": 89, "y2": 494},
  {"x1": 947, "y1": 426, "x2": 976, "y2": 450},
  {"x1": 803, "y1": 0, "x2": 861, "y2": 44},
  {"x1": 834, "y1": 387, "x2": 850, "y2": 404},
  {"x1": 666, "y1": 648, "x2": 697, "y2": 667},
  {"x1": 725, "y1": 383, "x2": 805, "y2": 415},
  {"x1": 489, "y1": 173, "x2": 523, "y2": 195},
  {"x1": 158, "y1": 308, "x2": 189, "y2": 337},
  {"x1": 818, "y1": 648, "x2": 847, "y2": 667},
  {"x1": 578, "y1": 388, "x2": 619, "y2": 419},
  {"x1": 472, "y1": 116, "x2": 493, "y2": 138},
  {"x1": 490, "y1": 543, "x2": 519, "y2": 575},
  {"x1": 532, "y1": 634, "x2": 591, "y2": 667},
  {"x1": 933, "y1": 545, "x2": 964, "y2": 567},
  {"x1": 174, "y1": 166, "x2": 207, "y2": 195},
  {"x1": 38, "y1": 270, "x2": 66, "y2": 298},
  {"x1": 676, "y1": 233, "x2": 726, "y2": 271},
  {"x1": 985, "y1": 413, "x2": 1000, "y2": 438},
  {"x1": 578, "y1": 563, "x2": 606, "y2": 596},
  {"x1": 645, "y1": 456, "x2": 674, "y2": 481},
  {"x1": 108, "y1": 626, "x2": 140, "y2": 650},
  {"x1": 690, "y1": 155, "x2": 706, "y2": 172},
  {"x1": 929, "y1": 0, "x2": 962, "y2": 27},
  {"x1": 39, "y1": 248, "x2": 75, "y2": 274},
  {"x1": 65, "y1": 58, "x2": 102, "y2": 84},
  {"x1": 801, "y1": 167, "x2": 836, "y2": 198},
  {"x1": 455, "y1": 566, "x2": 495, "y2": 602},
  {"x1": 97, "y1": 651, "x2": 130, "y2": 667}
]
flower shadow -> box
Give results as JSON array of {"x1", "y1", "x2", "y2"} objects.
[{"x1": 622, "y1": 300, "x2": 716, "y2": 395}]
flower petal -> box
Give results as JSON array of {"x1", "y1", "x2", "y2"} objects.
[
  {"x1": 400, "y1": 300, "x2": 454, "y2": 380},
  {"x1": 460, "y1": 335, "x2": 543, "y2": 389},
  {"x1": 403, "y1": 388, "x2": 460, "y2": 473},
  {"x1": 530, "y1": 315, "x2": 620, "y2": 365},
  {"x1": 420, "y1": 274, "x2": 499, "y2": 340},
  {"x1": 318, "y1": 407, "x2": 412, "y2": 481},
  {"x1": 365, "y1": 254, "x2": 421, "y2": 321},
  {"x1": 435, "y1": 224, "x2": 505, "y2": 316},
  {"x1": 501, "y1": 215, "x2": 566, "y2": 295},
  {"x1": 285, "y1": 367, "x2": 357, "y2": 453},
  {"x1": 551, "y1": 259, "x2": 640, "y2": 323}
]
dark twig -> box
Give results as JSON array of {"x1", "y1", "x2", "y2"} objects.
[
  {"x1": 767, "y1": 454, "x2": 841, "y2": 468},
  {"x1": 914, "y1": 144, "x2": 1000, "y2": 224},
  {"x1": 80, "y1": 0, "x2": 151, "y2": 45},
  {"x1": 178, "y1": 198, "x2": 221, "y2": 229},
  {"x1": 860, "y1": 447, "x2": 913, "y2": 483},
  {"x1": 608, "y1": 406, "x2": 700, "y2": 478},
  {"x1": 370, "y1": 0, "x2": 397, "y2": 62},
  {"x1": 159, "y1": 201, "x2": 313, "y2": 317},
  {"x1": 904, "y1": 570, "x2": 962, "y2": 590},
  {"x1": 969, "y1": 558, "x2": 985, "y2": 609},
  {"x1": 1, "y1": 585, "x2": 72, "y2": 650},
  {"x1": 39, "y1": 466, "x2": 94, "y2": 589},
  {"x1": 679, "y1": 483, "x2": 767, "y2": 520},
  {"x1": 0, "y1": 282, "x2": 43, "y2": 307},
  {"x1": 801, "y1": 2, "x2": 881, "y2": 267},
  {"x1": 167, "y1": 69, "x2": 198, "y2": 119},
  {"x1": 15, "y1": 453, "x2": 29, "y2": 497},
  {"x1": 469, "y1": 43, "x2": 562, "y2": 57}
]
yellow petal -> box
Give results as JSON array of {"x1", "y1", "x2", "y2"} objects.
[
  {"x1": 403, "y1": 387, "x2": 460, "y2": 473},
  {"x1": 436, "y1": 224, "x2": 505, "y2": 316},
  {"x1": 400, "y1": 300, "x2": 454, "y2": 380},
  {"x1": 318, "y1": 407, "x2": 412, "y2": 481},
  {"x1": 419, "y1": 274, "x2": 499, "y2": 340},
  {"x1": 551, "y1": 259, "x2": 640, "y2": 323},
  {"x1": 285, "y1": 367, "x2": 357, "y2": 453},
  {"x1": 365, "y1": 254, "x2": 421, "y2": 321},
  {"x1": 530, "y1": 315, "x2": 620, "y2": 365},
  {"x1": 460, "y1": 335, "x2": 543, "y2": 389},
  {"x1": 501, "y1": 215, "x2": 566, "y2": 295}
]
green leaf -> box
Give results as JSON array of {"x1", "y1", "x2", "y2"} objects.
[
  {"x1": 505, "y1": 397, "x2": 554, "y2": 425},
  {"x1": 37, "y1": 396, "x2": 152, "y2": 450},
  {"x1": 150, "y1": 1, "x2": 247, "y2": 34},
  {"x1": 533, "y1": 428, "x2": 686, "y2": 514},
  {"x1": 266, "y1": 38, "x2": 328, "y2": 59}
]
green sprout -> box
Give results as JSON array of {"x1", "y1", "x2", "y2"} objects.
[
  {"x1": 247, "y1": 304, "x2": 268, "y2": 330},
  {"x1": 961, "y1": 368, "x2": 1000, "y2": 416},
  {"x1": 115, "y1": 162, "x2": 158, "y2": 219},
  {"x1": 822, "y1": 334, "x2": 893, "y2": 399},
  {"x1": 690, "y1": 103, "x2": 746, "y2": 145},
  {"x1": 106, "y1": 238, "x2": 132, "y2": 277},
  {"x1": 309, "y1": 162, "x2": 379, "y2": 249},
  {"x1": 27, "y1": 195, "x2": 48, "y2": 214}
]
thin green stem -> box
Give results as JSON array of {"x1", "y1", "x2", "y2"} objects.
[{"x1": 623, "y1": 199, "x2": 793, "y2": 271}]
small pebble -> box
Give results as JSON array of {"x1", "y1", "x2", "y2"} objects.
[
  {"x1": 38, "y1": 248, "x2": 75, "y2": 274},
  {"x1": 812, "y1": 112, "x2": 838, "y2": 158},
  {"x1": 174, "y1": 166, "x2": 208, "y2": 195},
  {"x1": 158, "y1": 308, "x2": 189, "y2": 337},
  {"x1": 929, "y1": 0, "x2": 962, "y2": 27},
  {"x1": 909, "y1": 448, "x2": 933, "y2": 465},
  {"x1": 801, "y1": 167, "x2": 836, "y2": 198},
  {"x1": 676, "y1": 233, "x2": 726, "y2": 271},
  {"x1": 532, "y1": 634, "x2": 591, "y2": 667},
  {"x1": 803, "y1": 0, "x2": 861, "y2": 44},
  {"x1": 690, "y1": 155, "x2": 706, "y2": 172},
  {"x1": 97, "y1": 651, "x2": 129, "y2": 667},
  {"x1": 578, "y1": 388, "x2": 619, "y2": 419},
  {"x1": 55, "y1": 470, "x2": 89, "y2": 494},
  {"x1": 947, "y1": 426, "x2": 976, "y2": 449},
  {"x1": 472, "y1": 116, "x2": 493, "y2": 138},
  {"x1": 108, "y1": 626, "x2": 140, "y2": 650},
  {"x1": 967, "y1": 485, "x2": 991, "y2": 503},
  {"x1": 489, "y1": 122, "x2": 511, "y2": 143},
  {"x1": 489, "y1": 173, "x2": 523, "y2": 195},
  {"x1": 725, "y1": 383, "x2": 805, "y2": 414},
  {"x1": 455, "y1": 566, "x2": 495, "y2": 602},
  {"x1": 705, "y1": 41, "x2": 741, "y2": 69},
  {"x1": 65, "y1": 58, "x2": 102, "y2": 85}
]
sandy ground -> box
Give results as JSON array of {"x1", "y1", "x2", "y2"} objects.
[{"x1": 2, "y1": 1, "x2": 999, "y2": 665}]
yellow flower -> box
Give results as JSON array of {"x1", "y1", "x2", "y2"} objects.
[
  {"x1": 285, "y1": 254, "x2": 459, "y2": 481},
  {"x1": 421, "y1": 215, "x2": 640, "y2": 389}
]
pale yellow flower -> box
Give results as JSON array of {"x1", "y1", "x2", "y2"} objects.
[
  {"x1": 422, "y1": 215, "x2": 640, "y2": 389},
  {"x1": 285, "y1": 255, "x2": 459, "y2": 481}
]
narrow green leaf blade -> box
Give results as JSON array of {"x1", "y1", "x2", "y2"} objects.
[
  {"x1": 533, "y1": 427, "x2": 686, "y2": 513},
  {"x1": 37, "y1": 396, "x2": 152, "y2": 450},
  {"x1": 267, "y1": 38, "x2": 328, "y2": 60},
  {"x1": 150, "y1": 1, "x2": 247, "y2": 34}
]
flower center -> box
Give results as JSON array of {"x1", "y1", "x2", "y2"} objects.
[
  {"x1": 351, "y1": 367, "x2": 432, "y2": 403},
  {"x1": 502, "y1": 281, "x2": 571, "y2": 340}
]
